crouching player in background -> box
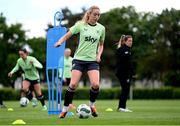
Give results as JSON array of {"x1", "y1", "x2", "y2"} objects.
[{"x1": 8, "y1": 48, "x2": 47, "y2": 110}]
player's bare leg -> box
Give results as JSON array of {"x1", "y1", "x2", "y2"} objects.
[
  {"x1": 22, "y1": 80, "x2": 32, "y2": 100},
  {"x1": 34, "y1": 83, "x2": 47, "y2": 110}
]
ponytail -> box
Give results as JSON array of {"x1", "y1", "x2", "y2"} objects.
[
  {"x1": 117, "y1": 35, "x2": 132, "y2": 48},
  {"x1": 117, "y1": 35, "x2": 125, "y2": 48}
]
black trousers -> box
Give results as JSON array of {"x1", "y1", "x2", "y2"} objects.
[
  {"x1": 0, "y1": 94, "x2": 3, "y2": 105},
  {"x1": 117, "y1": 76, "x2": 130, "y2": 109}
]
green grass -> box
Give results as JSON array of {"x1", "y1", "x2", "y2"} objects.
[{"x1": 0, "y1": 100, "x2": 180, "y2": 125}]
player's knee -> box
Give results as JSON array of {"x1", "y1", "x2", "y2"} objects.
[
  {"x1": 69, "y1": 83, "x2": 77, "y2": 89},
  {"x1": 91, "y1": 82, "x2": 99, "y2": 89}
]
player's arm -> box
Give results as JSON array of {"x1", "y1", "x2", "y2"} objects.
[
  {"x1": 96, "y1": 42, "x2": 104, "y2": 63},
  {"x1": 54, "y1": 31, "x2": 72, "y2": 47},
  {"x1": 54, "y1": 21, "x2": 81, "y2": 47},
  {"x1": 30, "y1": 58, "x2": 43, "y2": 69},
  {"x1": 8, "y1": 62, "x2": 20, "y2": 77},
  {"x1": 96, "y1": 27, "x2": 105, "y2": 63}
]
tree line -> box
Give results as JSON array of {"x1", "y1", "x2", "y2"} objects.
[{"x1": 0, "y1": 6, "x2": 179, "y2": 87}]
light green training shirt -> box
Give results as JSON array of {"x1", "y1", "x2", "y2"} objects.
[
  {"x1": 10, "y1": 56, "x2": 43, "y2": 80},
  {"x1": 70, "y1": 21, "x2": 105, "y2": 61},
  {"x1": 59, "y1": 56, "x2": 73, "y2": 78}
]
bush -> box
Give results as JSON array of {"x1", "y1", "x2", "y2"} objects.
[
  {"x1": 133, "y1": 88, "x2": 173, "y2": 99},
  {"x1": 172, "y1": 88, "x2": 180, "y2": 99},
  {"x1": 1, "y1": 87, "x2": 180, "y2": 101},
  {"x1": 0, "y1": 88, "x2": 20, "y2": 100}
]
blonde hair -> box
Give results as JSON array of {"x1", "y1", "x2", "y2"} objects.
[
  {"x1": 117, "y1": 35, "x2": 132, "y2": 48},
  {"x1": 82, "y1": 6, "x2": 100, "y2": 23}
]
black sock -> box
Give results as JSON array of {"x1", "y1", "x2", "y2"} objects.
[
  {"x1": 0, "y1": 95, "x2": 3, "y2": 105},
  {"x1": 37, "y1": 95, "x2": 45, "y2": 106},
  {"x1": 64, "y1": 86, "x2": 75, "y2": 106},
  {"x1": 90, "y1": 87, "x2": 99, "y2": 103},
  {"x1": 58, "y1": 92, "x2": 60, "y2": 104},
  {"x1": 26, "y1": 90, "x2": 33, "y2": 100}
]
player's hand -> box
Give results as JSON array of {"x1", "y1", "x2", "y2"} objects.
[
  {"x1": 96, "y1": 56, "x2": 101, "y2": 63},
  {"x1": 54, "y1": 42, "x2": 61, "y2": 48},
  {"x1": 8, "y1": 72, "x2": 13, "y2": 77}
]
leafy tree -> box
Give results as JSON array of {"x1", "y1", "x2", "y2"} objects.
[
  {"x1": 132, "y1": 8, "x2": 180, "y2": 86},
  {"x1": 155, "y1": 9, "x2": 180, "y2": 86},
  {"x1": 0, "y1": 13, "x2": 26, "y2": 86}
]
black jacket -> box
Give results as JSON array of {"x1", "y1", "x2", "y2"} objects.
[{"x1": 115, "y1": 45, "x2": 135, "y2": 79}]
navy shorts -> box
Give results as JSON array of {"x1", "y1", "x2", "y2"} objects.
[
  {"x1": 24, "y1": 78, "x2": 40, "y2": 85},
  {"x1": 72, "y1": 59, "x2": 99, "y2": 72}
]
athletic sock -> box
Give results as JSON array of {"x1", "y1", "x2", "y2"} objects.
[
  {"x1": 89, "y1": 87, "x2": 99, "y2": 104},
  {"x1": 89, "y1": 101, "x2": 95, "y2": 107},
  {"x1": 0, "y1": 96, "x2": 3, "y2": 105},
  {"x1": 62, "y1": 106, "x2": 69, "y2": 112},
  {"x1": 64, "y1": 86, "x2": 75, "y2": 107},
  {"x1": 37, "y1": 95, "x2": 45, "y2": 106},
  {"x1": 26, "y1": 90, "x2": 33, "y2": 100},
  {"x1": 58, "y1": 92, "x2": 60, "y2": 104}
]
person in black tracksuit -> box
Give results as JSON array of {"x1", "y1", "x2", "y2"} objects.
[{"x1": 115, "y1": 35, "x2": 135, "y2": 112}]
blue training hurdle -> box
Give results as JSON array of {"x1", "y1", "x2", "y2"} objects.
[{"x1": 46, "y1": 11, "x2": 67, "y2": 115}]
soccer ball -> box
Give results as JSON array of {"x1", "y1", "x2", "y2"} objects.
[
  {"x1": 20, "y1": 97, "x2": 29, "y2": 107},
  {"x1": 76, "y1": 104, "x2": 91, "y2": 119}
]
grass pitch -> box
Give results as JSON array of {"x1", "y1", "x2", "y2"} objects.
[{"x1": 0, "y1": 100, "x2": 180, "y2": 125}]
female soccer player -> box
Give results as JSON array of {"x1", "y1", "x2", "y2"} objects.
[
  {"x1": 115, "y1": 35, "x2": 135, "y2": 112},
  {"x1": 8, "y1": 49, "x2": 47, "y2": 110},
  {"x1": 54, "y1": 5, "x2": 105, "y2": 118}
]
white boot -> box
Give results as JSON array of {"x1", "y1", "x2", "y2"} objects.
[
  {"x1": 32, "y1": 97, "x2": 38, "y2": 107},
  {"x1": 119, "y1": 108, "x2": 133, "y2": 112}
]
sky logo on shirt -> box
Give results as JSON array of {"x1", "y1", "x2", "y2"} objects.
[{"x1": 85, "y1": 36, "x2": 97, "y2": 43}]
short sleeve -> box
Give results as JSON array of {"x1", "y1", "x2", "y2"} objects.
[
  {"x1": 69, "y1": 21, "x2": 81, "y2": 35},
  {"x1": 100, "y1": 27, "x2": 105, "y2": 42}
]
